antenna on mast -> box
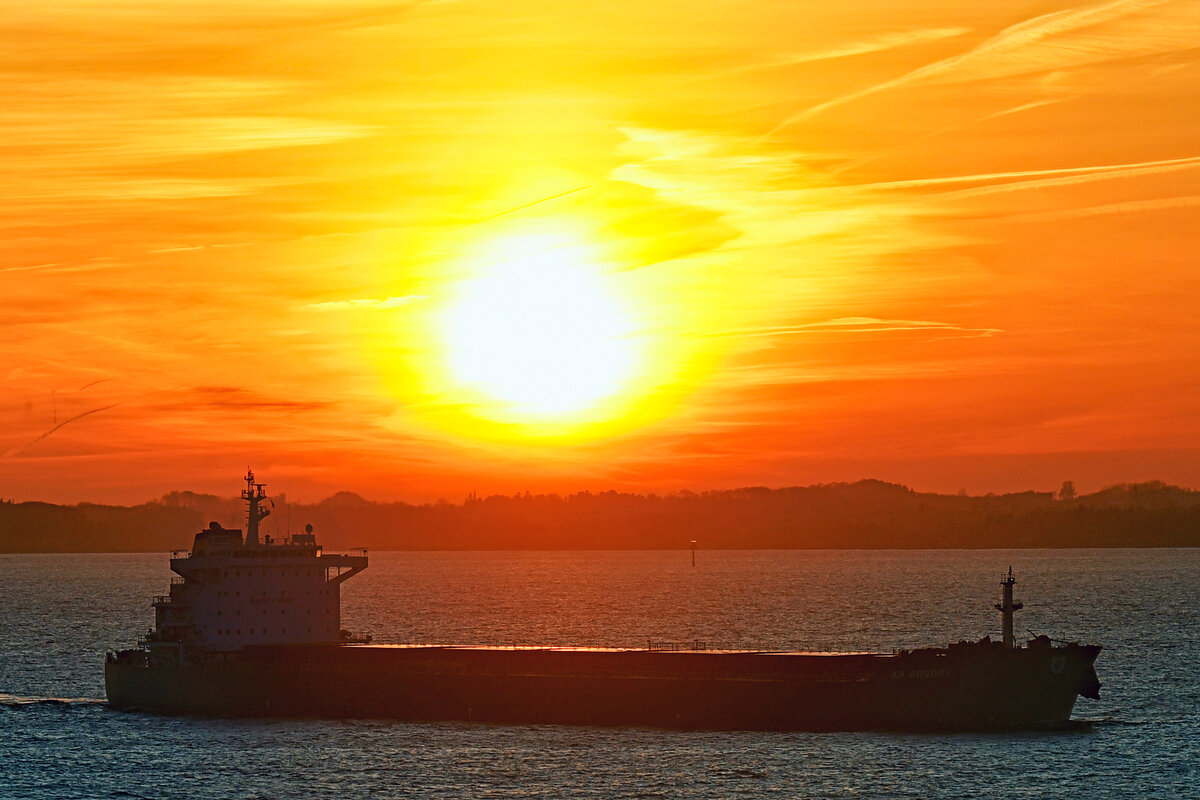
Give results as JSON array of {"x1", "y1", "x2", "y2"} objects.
[
  {"x1": 242, "y1": 467, "x2": 271, "y2": 546},
  {"x1": 995, "y1": 566, "x2": 1024, "y2": 648}
]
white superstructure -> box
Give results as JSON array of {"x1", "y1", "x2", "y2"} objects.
[{"x1": 148, "y1": 470, "x2": 367, "y2": 651}]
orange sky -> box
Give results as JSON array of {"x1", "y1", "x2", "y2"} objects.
[{"x1": 4, "y1": 0, "x2": 1200, "y2": 505}]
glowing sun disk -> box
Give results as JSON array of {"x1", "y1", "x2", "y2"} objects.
[{"x1": 440, "y1": 241, "x2": 638, "y2": 419}]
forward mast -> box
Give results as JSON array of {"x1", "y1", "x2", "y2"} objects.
[{"x1": 995, "y1": 566, "x2": 1024, "y2": 648}]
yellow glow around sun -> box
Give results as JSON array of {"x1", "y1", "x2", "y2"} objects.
[{"x1": 437, "y1": 233, "x2": 640, "y2": 421}]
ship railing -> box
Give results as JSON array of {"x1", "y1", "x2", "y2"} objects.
[
  {"x1": 339, "y1": 628, "x2": 373, "y2": 644},
  {"x1": 370, "y1": 639, "x2": 729, "y2": 652},
  {"x1": 647, "y1": 640, "x2": 710, "y2": 651},
  {"x1": 465, "y1": 639, "x2": 848, "y2": 653},
  {"x1": 170, "y1": 577, "x2": 186, "y2": 585},
  {"x1": 356, "y1": 638, "x2": 848, "y2": 653}
]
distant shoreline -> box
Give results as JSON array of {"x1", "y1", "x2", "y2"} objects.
[
  {"x1": 2, "y1": 545, "x2": 1198, "y2": 556},
  {"x1": 4, "y1": 479, "x2": 1198, "y2": 553}
]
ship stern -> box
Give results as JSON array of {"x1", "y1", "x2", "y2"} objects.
[{"x1": 104, "y1": 649, "x2": 148, "y2": 711}]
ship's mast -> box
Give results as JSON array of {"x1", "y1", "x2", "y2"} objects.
[
  {"x1": 242, "y1": 468, "x2": 271, "y2": 546},
  {"x1": 995, "y1": 566, "x2": 1024, "y2": 648}
]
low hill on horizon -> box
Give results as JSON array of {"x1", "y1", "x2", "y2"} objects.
[{"x1": 2, "y1": 479, "x2": 1198, "y2": 553}]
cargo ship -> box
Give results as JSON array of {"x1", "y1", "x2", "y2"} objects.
[{"x1": 106, "y1": 471, "x2": 1102, "y2": 730}]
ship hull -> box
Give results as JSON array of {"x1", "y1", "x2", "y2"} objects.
[{"x1": 106, "y1": 643, "x2": 1101, "y2": 731}]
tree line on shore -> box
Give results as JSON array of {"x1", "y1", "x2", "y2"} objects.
[{"x1": 2, "y1": 479, "x2": 1198, "y2": 553}]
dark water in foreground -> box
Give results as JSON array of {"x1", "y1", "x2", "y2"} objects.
[{"x1": 1, "y1": 549, "x2": 1197, "y2": 799}]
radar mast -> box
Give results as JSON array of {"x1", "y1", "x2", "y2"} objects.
[
  {"x1": 242, "y1": 468, "x2": 271, "y2": 546},
  {"x1": 995, "y1": 566, "x2": 1024, "y2": 648}
]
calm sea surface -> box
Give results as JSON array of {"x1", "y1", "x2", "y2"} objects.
[{"x1": 1, "y1": 549, "x2": 1197, "y2": 799}]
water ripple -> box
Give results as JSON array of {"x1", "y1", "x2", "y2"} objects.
[{"x1": 0, "y1": 549, "x2": 1197, "y2": 799}]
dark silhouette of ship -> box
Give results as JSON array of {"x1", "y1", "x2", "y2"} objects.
[{"x1": 106, "y1": 472, "x2": 1102, "y2": 730}]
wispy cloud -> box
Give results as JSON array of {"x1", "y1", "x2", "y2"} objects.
[
  {"x1": 7, "y1": 178, "x2": 280, "y2": 204},
  {"x1": 768, "y1": 0, "x2": 1193, "y2": 134},
  {"x1": 789, "y1": 27, "x2": 973, "y2": 64},
  {"x1": 3, "y1": 113, "x2": 373, "y2": 171},
  {"x1": 152, "y1": 386, "x2": 331, "y2": 413},
  {"x1": 999, "y1": 193, "x2": 1200, "y2": 223},
  {"x1": 303, "y1": 296, "x2": 428, "y2": 312},
  {"x1": 835, "y1": 154, "x2": 1200, "y2": 195},
  {"x1": 705, "y1": 27, "x2": 971, "y2": 79},
  {"x1": 937, "y1": 155, "x2": 1200, "y2": 200},
  {"x1": 703, "y1": 317, "x2": 1003, "y2": 339},
  {"x1": 830, "y1": 98, "x2": 1067, "y2": 177}
]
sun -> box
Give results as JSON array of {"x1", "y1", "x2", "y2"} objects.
[{"x1": 437, "y1": 234, "x2": 640, "y2": 421}]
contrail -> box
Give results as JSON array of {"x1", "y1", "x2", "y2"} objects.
[
  {"x1": 2, "y1": 404, "x2": 120, "y2": 458},
  {"x1": 458, "y1": 185, "x2": 591, "y2": 229},
  {"x1": 764, "y1": 0, "x2": 1168, "y2": 137},
  {"x1": 832, "y1": 154, "x2": 1200, "y2": 194},
  {"x1": 998, "y1": 193, "x2": 1200, "y2": 224},
  {"x1": 937, "y1": 155, "x2": 1200, "y2": 199},
  {"x1": 830, "y1": 99, "x2": 1064, "y2": 178}
]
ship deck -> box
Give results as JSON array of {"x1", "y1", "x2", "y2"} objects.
[{"x1": 345, "y1": 644, "x2": 891, "y2": 657}]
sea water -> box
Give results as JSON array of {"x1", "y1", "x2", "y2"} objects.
[{"x1": 1, "y1": 549, "x2": 1197, "y2": 799}]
